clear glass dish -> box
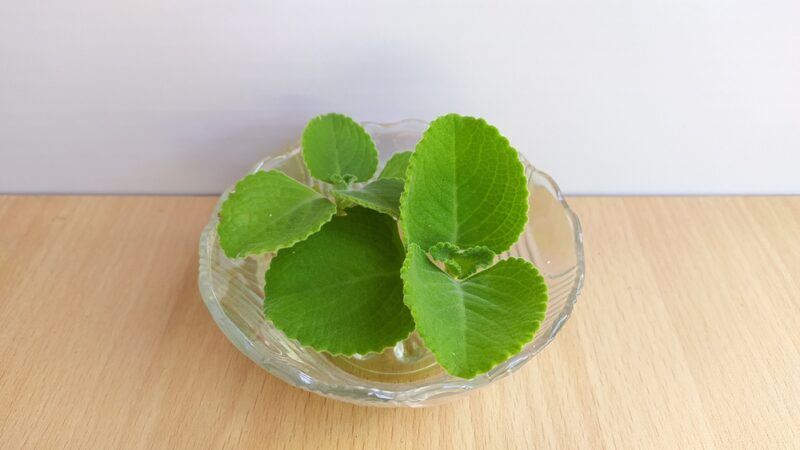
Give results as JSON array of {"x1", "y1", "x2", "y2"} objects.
[{"x1": 198, "y1": 119, "x2": 584, "y2": 407}]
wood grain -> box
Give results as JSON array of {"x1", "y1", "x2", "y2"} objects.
[{"x1": 1, "y1": 196, "x2": 798, "y2": 449}]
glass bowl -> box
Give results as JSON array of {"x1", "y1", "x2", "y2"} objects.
[{"x1": 198, "y1": 119, "x2": 584, "y2": 407}]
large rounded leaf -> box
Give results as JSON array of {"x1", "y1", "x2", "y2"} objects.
[
  {"x1": 402, "y1": 244, "x2": 548, "y2": 379},
  {"x1": 217, "y1": 170, "x2": 336, "y2": 259},
  {"x1": 400, "y1": 114, "x2": 529, "y2": 254},
  {"x1": 264, "y1": 207, "x2": 413, "y2": 355}
]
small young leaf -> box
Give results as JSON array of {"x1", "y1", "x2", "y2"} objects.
[
  {"x1": 402, "y1": 244, "x2": 548, "y2": 379},
  {"x1": 330, "y1": 173, "x2": 358, "y2": 188},
  {"x1": 400, "y1": 114, "x2": 529, "y2": 254},
  {"x1": 379, "y1": 151, "x2": 413, "y2": 180},
  {"x1": 333, "y1": 178, "x2": 404, "y2": 218},
  {"x1": 264, "y1": 207, "x2": 413, "y2": 355},
  {"x1": 429, "y1": 242, "x2": 495, "y2": 278},
  {"x1": 218, "y1": 170, "x2": 336, "y2": 259},
  {"x1": 302, "y1": 113, "x2": 378, "y2": 183}
]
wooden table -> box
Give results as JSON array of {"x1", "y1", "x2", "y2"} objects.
[{"x1": 1, "y1": 196, "x2": 798, "y2": 449}]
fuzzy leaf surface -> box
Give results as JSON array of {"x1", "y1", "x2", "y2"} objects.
[
  {"x1": 429, "y1": 242, "x2": 496, "y2": 278},
  {"x1": 400, "y1": 114, "x2": 529, "y2": 254},
  {"x1": 301, "y1": 113, "x2": 378, "y2": 183},
  {"x1": 333, "y1": 178, "x2": 404, "y2": 218},
  {"x1": 217, "y1": 170, "x2": 336, "y2": 258},
  {"x1": 264, "y1": 207, "x2": 413, "y2": 355},
  {"x1": 401, "y1": 244, "x2": 548, "y2": 378}
]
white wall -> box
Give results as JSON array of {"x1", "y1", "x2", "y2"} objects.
[{"x1": 2, "y1": 0, "x2": 799, "y2": 194}]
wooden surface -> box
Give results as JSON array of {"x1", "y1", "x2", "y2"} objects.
[{"x1": 1, "y1": 196, "x2": 799, "y2": 449}]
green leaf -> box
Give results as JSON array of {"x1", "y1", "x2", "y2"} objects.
[
  {"x1": 400, "y1": 114, "x2": 529, "y2": 254},
  {"x1": 217, "y1": 170, "x2": 337, "y2": 259},
  {"x1": 379, "y1": 151, "x2": 413, "y2": 180},
  {"x1": 333, "y1": 178, "x2": 404, "y2": 218},
  {"x1": 401, "y1": 244, "x2": 548, "y2": 379},
  {"x1": 330, "y1": 173, "x2": 358, "y2": 188},
  {"x1": 429, "y1": 242, "x2": 496, "y2": 278},
  {"x1": 301, "y1": 113, "x2": 378, "y2": 183},
  {"x1": 264, "y1": 207, "x2": 413, "y2": 355}
]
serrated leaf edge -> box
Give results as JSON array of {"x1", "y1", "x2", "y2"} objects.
[
  {"x1": 399, "y1": 114, "x2": 530, "y2": 254},
  {"x1": 398, "y1": 144, "x2": 419, "y2": 236},
  {"x1": 265, "y1": 315, "x2": 415, "y2": 357},
  {"x1": 400, "y1": 243, "x2": 548, "y2": 379},
  {"x1": 301, "y1": 113, "x2": 379, "y2": 184},
  {"x1": 428, "y1": 242, "x2": 496, "y2": 278},
  {"x1": 217, "y1": 170, "x2": 337, "y2": 259},
  {"x1": 264, "y1": 252, "x2": 415, "y2": 356},
  {"x1": 331, "y1": 190, "x2": 399, "y2": 218},
  {"x1": 262, "y1": 207, "x2": 414, "y2": 356}
]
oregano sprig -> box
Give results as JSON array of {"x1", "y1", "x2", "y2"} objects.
[
  {"x1": 398, "y1": 114, "x2": 546, "y2": 377},
  {"x1": 216, "y1": 112, "x2": 549, "y2": 379}
]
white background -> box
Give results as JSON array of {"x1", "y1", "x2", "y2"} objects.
[{"x1": 2, "y1": 0, "x2": 799, "y2": 194}]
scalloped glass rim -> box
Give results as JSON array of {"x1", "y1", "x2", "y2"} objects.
[{"x1": 198, "y1": 119, "x2": 585, "y2": 407}]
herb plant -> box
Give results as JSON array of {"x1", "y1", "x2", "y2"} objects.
[{"x1": 217, "y1": 113, "x2": 548, "y2": 379}]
